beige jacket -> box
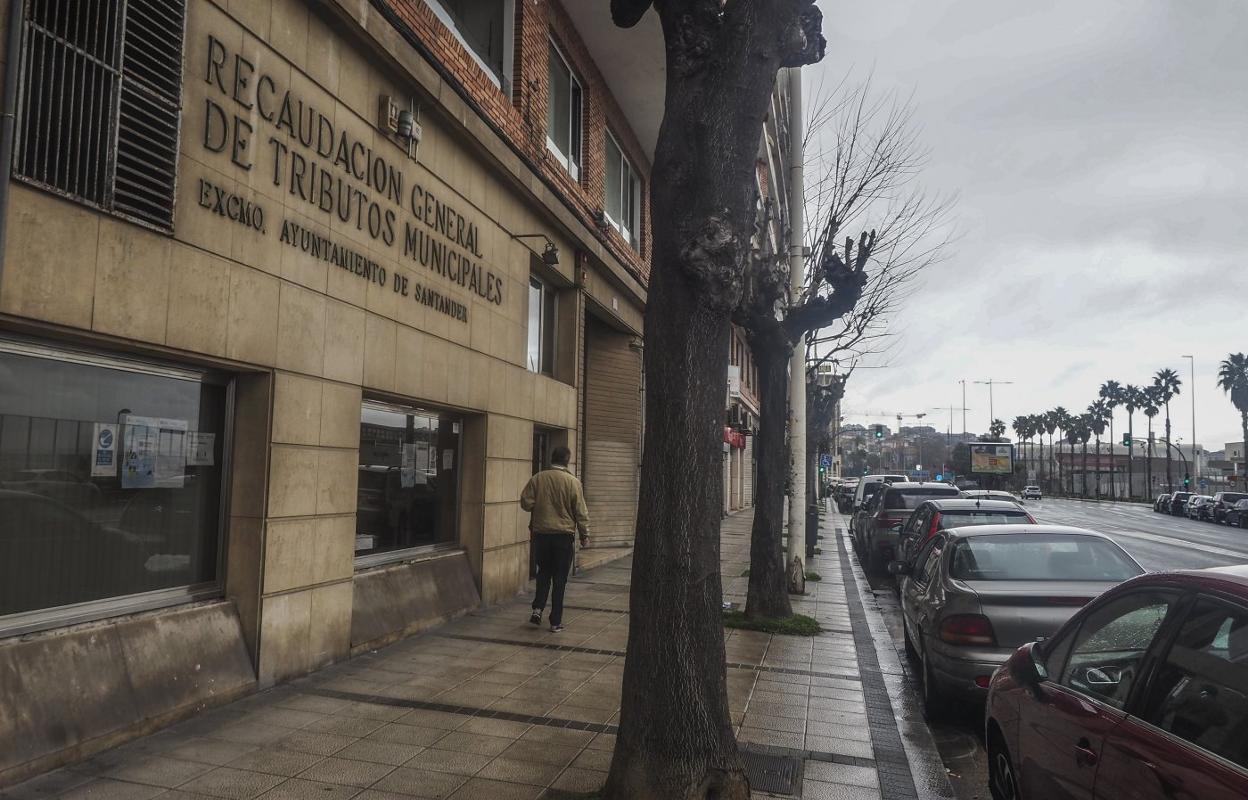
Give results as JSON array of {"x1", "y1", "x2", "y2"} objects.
[{"x1": 520, "y1": 466, "x2": 590, "y2": 537}]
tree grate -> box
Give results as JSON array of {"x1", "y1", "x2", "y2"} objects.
[{"x1": 740, "y1": 748, "x2": 800, "y2": 795}]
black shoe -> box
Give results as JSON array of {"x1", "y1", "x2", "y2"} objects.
[
  {"x1": 529, "y1": 610, "x2": 542, "y2": 626},
  {"x1": 550, "y1": 623, "x2": 564, "y2": 633}
]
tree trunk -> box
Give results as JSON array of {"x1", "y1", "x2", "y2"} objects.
[
  {"x1": 1108, "y1": 416, "x2": 1115, "y2": 500},
  {"x1": 745, "y1": 347, "x2": 793, "y2": 619},
  {"x1": 1146, "y1": 418, "x2": 1153, "y2": 497},
  {"x1": 1127, "y1": 414, "x2": 1134, "y2": 500},
  {"x1": 1094, "y1": 436, "x2": 1101, "y2": 499},
  {"x1": 604, "y1": 3, "x2": 825, "y2": 797},
  {"x1": 1165, "y1": 407, "x2": 1172, "y2": 490},
  {"x1": 1082, "y1": 441, "x2": 1088, "y2": 498}
]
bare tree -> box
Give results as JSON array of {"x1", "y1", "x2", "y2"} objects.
[
  {"x1": 737, "y1": 78, "x2": 954, "y2": 619},
  {"x1": 604, "y1": 2, "x2": 825, "y2": 798}
]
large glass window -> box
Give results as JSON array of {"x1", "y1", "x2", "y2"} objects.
[
  {"x1": 0, "y1": 339, "x2": 227, "y2": 625},
  {"x1": 546, "y1": 41, "x2": 582, "y2": 180},
  {"x1": 527, "y1": 275, "x2": 557, "y2": 375},
  {"x1": 605, "y1": 132, "x2": 642, "y2": 249},
  {"x1": 356, "y1": 401, "x2": 461, "y2": 560},
  {"x1": 424, "y1": 0, "x2": 511, "y2": 90}
]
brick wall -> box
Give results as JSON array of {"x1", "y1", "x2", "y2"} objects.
[{"x1": 380, "y1": 0, "x2": 652, "y2": 284}]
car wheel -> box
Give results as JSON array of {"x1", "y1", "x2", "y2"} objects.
[
  {"x1": 920, "y1": 642, "x2": 947, "y2": 721},
  {"x1": 987, "y1": 730, "x2": 1020, "y2": 800}
]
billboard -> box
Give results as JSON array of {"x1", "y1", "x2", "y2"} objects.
[{"x1": 970, "y1": 443, "x2": 1014, "y2": 475}]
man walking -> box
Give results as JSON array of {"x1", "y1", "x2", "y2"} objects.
[{"x1": 521, "y1": 446, "x2": 589, "y2": 632}]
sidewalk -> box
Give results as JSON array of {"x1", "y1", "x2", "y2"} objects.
[{"x1": 4, "y1": 509, "x2": 952, "y2": 800}]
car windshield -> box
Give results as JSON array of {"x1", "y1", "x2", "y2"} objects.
[
  {"x1": 939, "y1": 511, "x2": 1031, "y2": 527},
  {"x1": 1221, "y1": 493, "x2": 1248, "y2": 504},
  {"x1": 948, "y1": 534, "x2": 1142, "y2": 582},
  {"x1": 863, "y1": 483, "x2": 884, "y2": 499},
  {"x1": 1173, "y1": 493, "x2": 1193, "y2": 500},
  {"x1": 884, "y1": 487, "x2": 961, "y2": 509}
]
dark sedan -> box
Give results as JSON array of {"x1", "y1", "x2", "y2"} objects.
[
  {"x1": 896, "y1": 498, "x2": 1036, "y2": 568},
  {"x1": 985, "y1": 566, "x2": 1248, "y2": 800},
  {"x1": 1212, "y1": 491, "x2": 1248, "y2": 524},
  {"x1": 1186, "y1": 495, "x2": 1214, "y2": 521},
  {"x1": 1168, "y1": 491, "x2": 1194, "y2": 516},
  {"x1": 1153, "y1": 493, "x2": 1171, "y2": 513},
  {"x1": 1227, "y1": 499, "x2": 1248, "y2": 528}
]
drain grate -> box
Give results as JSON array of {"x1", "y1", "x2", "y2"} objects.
[{"x1": 741, "y1": 748, "x2": 800, "y2": 795}]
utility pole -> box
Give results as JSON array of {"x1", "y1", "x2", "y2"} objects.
[
  {"x1": 958, "y1": 379, "x2": 968, "y2": 437},
  {"x1": 785, "y1": 66, "x2": 806, "y2": 591},
  {"x1": 974, "y1": 378, "x2": 1015, "y2": 429},
  {"x1": 1182, "y1": 355, "x2": 1197, "y2": 479}
]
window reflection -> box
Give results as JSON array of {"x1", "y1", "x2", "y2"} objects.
[
  {"x1": 356, "y1": 402, "x2": 461, "y2": 558},
  {"x1": 0, "y1": 343, "x2": 225, "y2": 618}
]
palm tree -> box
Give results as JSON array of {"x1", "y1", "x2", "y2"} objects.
[
  {"x1": 1088, "y1": 400, "x2": 1109, "y2": 498},
  {"x1": 1218, "y1": 354, "x2": 1248, "y2": 484},
  {"x1": 1012, "y1": 416, "x2": 1030, "y2": 485},
  {"x1": 1099, "y1": 380, "x2": 1123, "y2": 499},
  {"x1": 1078, "y1": 414, "x2": 1093, "y2": 498},
  {"x1": 1045, "y1": 409, "x2": 1062, "y2": 495},
  {"x1": 1123, "y1": 386, "x2": 1143, "y2": 500},
  {"x1": 1154, "y1": 368, "x2": 1182, "y2": 490},
  {"x1": 1053, "y1": 407, "x2": 1072, "y2": 496},
  {"x1": 1142, "y1": 386, "x2": 1160, "y2": 496}
]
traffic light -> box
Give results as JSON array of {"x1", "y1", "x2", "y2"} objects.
[
  {"x1": 1183, "y1": 474, "x2": 1191, "y2": 488},
  {"x1": 873, "y1": 425, "x2": 884, "y2": 440},
  {"x1": 1122, "y1": 434, "x2": 1132, "y2": 447}
]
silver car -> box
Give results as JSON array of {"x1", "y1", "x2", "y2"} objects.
[{"x1": 890, "y1": 524, "x2": 1144, "y2": 718}]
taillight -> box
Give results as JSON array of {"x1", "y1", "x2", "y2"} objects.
[
  {"x1": 939, "y1": 614, "x2": 996, "y2": 646},
  {"x1": 929, "y1": 513, "x2": 941, "y2": 537}
]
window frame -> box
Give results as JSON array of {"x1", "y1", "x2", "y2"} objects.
[
  {"x1": 422, "y1": 0, "x2": 515, "y2": 94},
  {"x1": 604, "y1": 130, "x2": 642, "y2": 250},
  {"x1": 526, "y1": 274, "x2": 558, "y2": 376},
  {"x1": 0, "y1": 336, "x2": 233, "y2": 639},
  {"x1": 545, "y1": 37, "x2": 582, "y2": 181},
  {"x1": 354, "y1": 397, "x2": 465, "y2": 570}
]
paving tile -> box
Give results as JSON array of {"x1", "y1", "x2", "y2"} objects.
[
  {"x1": 57, "y1": 779, "x2": 167, "y2": 800},
  {"x1": 430, "y1": 731, "x2": 517, "y2": 757},
  {"x1": 473, "y1": 757, "x2": 562, "y2": 787},
  {"x1": 394, "y1": 710, "x2": 470, "y2": 731},
  {"x1": 226, "y1": 749, "x2": 325, "y2": 777},
  {"x1": 454, "y1": 717, "x2": 531, "y2": 739},
  {"x1": 175, "y1": 767, "x2": 286, "y2": 799},
  {"x1": 804, "y1": 735, "x2": 874, "y2": 760},
  {"x1": 365, "y1": 724, "x2": 449, "y2": 748},
  {"x1": 497, "y1": 740, "x2": 580, "y2": 768},
  {"x1": 549, "y1": 766, "x2": 608, "y2": 793},
  {"x1": 803, "y1": 762, "x2": 878, "y2": 788},
  {"x1": 569, "y1": 749, "x2": 611, "y2": 773},
  {"x1": 370, "y1": 767, "x2": 468, "y2": 798},
  {"x1": 445, "y1": 778, "x2": 543, "y2": 799},
  {"x1": 165, "y1": 740, "x2": 261, "y2": 767},
  {"x1": 254, "y1": 778, "x2": 362, "y2": 800},
  {"x1": 2, "y1": 768, "x2": 94, "y2": 799},
  {"x1": 517, "y1": 727, "x2": 594, "y2": 749},
  {"x1": 334, "y1": 740, "x2": 426, "y2": 766},
  {"x1": 274, "y1": 730, "x2": 357, "y2": 757},
  {"x1": 585, "y1": 734, "x2": 615, "y2": 752},
  {"x1": 303, "y1": 717, "x2": 389, "y2": 738},
  {"x1": 205, "y1": 724, "x2": 292, "y2": 748},
  {"x1": 102, "y1": 756, "x2": 217, "y2": 788},
  {"x1": 401, "y1": 748, "x2": 494, "y2": 777},
  {"x1": 801, "y1": 780, "x2": 882, "y2": 800},
  {"x1": 296, "y1": 757, "x2": 395, "y2": 788}
]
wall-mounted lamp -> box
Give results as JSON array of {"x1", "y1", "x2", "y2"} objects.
[
  {"x1": 512, "y1": 233, "x2": 560, "y2": 266},
  {"x1": 378, "y1": 95, "x2": 421, "y2": 160}
]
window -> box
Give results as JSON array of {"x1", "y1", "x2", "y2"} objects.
[
  {"x1": 0, "y1": 338, "x2": 228, "y2": 631},
  {"x1": 1141, "y1": 599, "x2": 1248, "y2": 767},
  {"x1": 546, "y1": 40, "x2": 582, "y2": 180},
  {"x1": 356, "y1": 402, "x2": 461, "y2": 561},
  {"x1": 605, "y1": 132, "x2": 642, "y2": 249},
  {"x1": 424, "y1": 0, "x2": 513, "y2": 91},
  {"x1": 15, "y1": 0, "x2": 186, "y2": 230},
  {"x1": 912, "y1": 534, "x2": 946, "y2": 583},
  {"x1": 527, "y1": 275, "x2": 557, "y2": 375},
  {"x1": 1058, "y1": 591, "x2": 1177, "y2": 709}
]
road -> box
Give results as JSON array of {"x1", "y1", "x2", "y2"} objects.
[{"x1": 869, "y1": 497, "x2": 1248, "y2": 800}]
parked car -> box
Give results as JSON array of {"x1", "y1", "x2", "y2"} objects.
[
  {"x1": 860, "y1": 481, "x2": 963, "y2": 573},
  {"x1": 1227, "y1": 499, "x2": 1248, "y2": 528},
  {"x1": 963, "y1": 490, "x2": 1024, "y2": 504},
  {"x1": 1021, "y1": 486, "x2": 1042, "y2": 500},
  {"x1": 985, "y1": 566, "x2": 1248, "y2": 800},
  {"x1": 896, "y1": 498, "x2": 1036, "y2": 568},
  {"x1": 1186, "y1": 494, "x2": 1215, "y2": 521},
  {"x1": 1153, "y1": 493, "x2": 1171, "y2": 513},
  {"x1": 835, "y1": 478, "x2": 859, "y2": 513},
  {"x1": 1211, "y1": 491, "x2": 1248, "y2": 524},
  {"x1": 1168, "y1": 491, "x2": 1195, "y2": 516},
  {"x1": 849, "y1": 474, "x2": 909, "y2": 535}
]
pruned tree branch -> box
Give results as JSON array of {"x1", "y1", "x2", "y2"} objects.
[{"x1": 610, "y1": 0, "x2": 653, "y2": 28}]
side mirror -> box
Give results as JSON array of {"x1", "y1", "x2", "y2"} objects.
[
  {"x1": 891, "y1": 523, "x2": 904, "y2": 533},
  {"x1": 1010, "y1": 643, "x2": 1049, "y2": 688},
  {"x1": 886, "y1": 561, "x2": 912, "y2": 576}
]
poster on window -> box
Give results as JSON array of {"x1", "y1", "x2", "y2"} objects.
[
  {"x1": 121, "y1": 416, "x2": 159, "y2": 489},
  {"x1": 401, "y1": 442, "x2": 417, "y2": 488},
  {"x1": 156, "y1": 418, "x2": 188, "y2": 487},
  {"x1": 185, "y1": 432, "x2": 216, "y2": 467},
  {"x1": 91, "y1": 423, "x2": 118, "y2": 477}
]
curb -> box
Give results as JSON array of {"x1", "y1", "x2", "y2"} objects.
[{"x1": 824, "y1": 512, "x2": 957, "y2": 800}]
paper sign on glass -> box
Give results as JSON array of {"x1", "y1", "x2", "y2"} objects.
[{"x1": 91, "y1": 423, "x2": 118, "y2": 477}]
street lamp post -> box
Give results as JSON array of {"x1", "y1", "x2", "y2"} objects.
[
  {"x1": 974, "y1": 378, "x2": 1015, "y2": 430},
  {"x1": 1182, "y1": 355, "x2": 1197, "y2": 479}
]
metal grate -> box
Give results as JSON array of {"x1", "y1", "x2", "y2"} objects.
[
  {"x1": 740, "y1": 748, "x2": 800, "y2": 796},
  {"x1": 14, "y1": 0, "x2": 186, "y2": 231}
]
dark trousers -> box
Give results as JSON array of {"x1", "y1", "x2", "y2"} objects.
[{"x1": 531, "y1": 533, "x2": 575, "y2": 625}]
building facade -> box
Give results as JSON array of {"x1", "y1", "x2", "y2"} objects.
[{"x1": 0, "y1": 0, "x2": 656, "y2": 783}]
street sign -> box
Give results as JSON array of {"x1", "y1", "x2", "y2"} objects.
[
  {"x1": 819, "y1": 454, "x2": 832, "y2": 469},
  {"x1": 1200, "y1": 479, "x2": 1209, "y2": 489}
]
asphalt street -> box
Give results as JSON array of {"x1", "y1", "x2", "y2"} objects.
[{"x1": 868, "y1": 496, "x2": 1248, "y2": 800}]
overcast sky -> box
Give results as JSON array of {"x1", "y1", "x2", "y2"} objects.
[{"x1": 809, "y1": 0, "x2": 1246, "y2": 454}]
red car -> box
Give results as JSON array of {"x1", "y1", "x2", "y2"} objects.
[{"x1": 985, "y1": 566, "x2": 1248, "y2": 800}]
